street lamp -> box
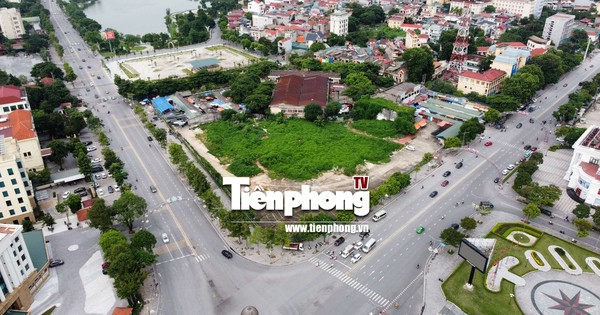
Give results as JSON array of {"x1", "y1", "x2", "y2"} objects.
[{"x1": 509, "y1": 293, "x2": 515, "y2": 305}]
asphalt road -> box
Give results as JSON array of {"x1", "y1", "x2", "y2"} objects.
[{"x1": 41, "y1": 1, "x2": 600, "y2": 314}]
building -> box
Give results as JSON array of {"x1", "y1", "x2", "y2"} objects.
[
  {"x1": 457, "y1": 69, "x2": 506, "y2": 96},
  {"x1": 247, "y1": 0, "x2": 266, "y2": 14},
  {"x1": 564, "y1": 126, "x2": 600, "y2": 205},
  {"x1": 252, "y1": 15, "x2": 273, "y2": 28},
  {"x1": 449, "y1": 0, "x2": 490, "y2": 15},
  {"x1": 543, "y1": 13, "x2": 576, "y2": 45},
  {"x1": 375, "y1": 83, "x2": 422, "y2": 104},
  {"x1": 492, "y1": 0, "x2": 543, "y2": 18},
  {"x1": 0, "y1": 110, "x2": 44, "y2": 172},
  {"x1": 405, "y1": 30, "x2": 421, "y2": 49},
  {"x1": 491, "y1": 48, "x2": 530, "y2": 77},
  {"x1": 527, "y1": 35, "x2": 551, "y2": 50},
  {"x1": 329, "y1": 10, "x2": 350, "y2": 36},
  {"x1": 387, "y1": 14, "x2": 405, "y2": 29},
  {"x1": 269, "y1": 75, "x2": 330, "y2": 117},
  {"x1": 0, "y1": 8, "x2": 25, "y2": 40},
  {"x1": 0, "y1": 133, "x2": 35, "y2": 224},
  {"x1": 0, "y1": 85, "x2": 30, "y2": 114}
]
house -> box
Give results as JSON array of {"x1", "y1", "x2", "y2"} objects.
[
  {"x1": 491, "y1": 48, "x2": 530, "y2": 77},
  {"x1": 269, "y1": 75, "x2": 330, "y2": 117},
  {"x1": 376, "y1": 83, "x2": 422, "y2": 104},
  {"x1": 0, "y1": 85, "x2": 30, "y2": 114},
  {"x1": 457, "y1": 69, "x2": 506, "y2": 96},
  {"x1": 387, "y1": 14, "x2": 405, "y2": 29},
  {"x1": 399, "y1": 23, "x2": 423, "y2": 32},
  {"x1": 248, "y1": 0, "x2": 266, "y2": 14},
  {"x1": 278, "y1": 38, "x2": 293, "y2": 54},
  {"x1": 527, "y1": 35, "x2": 551, "y2": 50},
  {"x1": 252, "y1": 15, "x2": 274, "y2": 28},
  {"x1": 564, "y1": 126, "x2": 600, "y2": 205}
]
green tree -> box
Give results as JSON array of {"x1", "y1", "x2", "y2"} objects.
[
  {"x1": 41, "y1": 213, "x2": 56, "y2": 229},
  {"x1": 335, "y1": 211, "x2": 355, "y2": 222},
  {"x1": 99, "y1": 230, "x2": 129, "y2": 260},
  {"x1": 573, "y1": 204, "x2": 591, "y2": 219},
  {"x1": 440, "y1": 228, "x2": 466, "y2": 247},
  {"x1": 342, "y1": 73, "x2": 377, "y2": 100},
  {"x1": 324, "y1": 102, "x2": 341, "y2": 119},
  {"x1": 168, "y1": 143, "x2": 189, "y2": 166},
  {"x1": 55, "y1": 202, "x2": 70, "y2": 224},
  {"x1": 483, "y1": 108, "x2": 501, "y2": 123},
  {"x1": 520, "y1": 183, "x2": 561, "y2": 207},
  {"x1": 513, "y1": 171, "x2": 532, "y2": 189},
  {"x1": 529, "y1": 152, "x2": 544, "y2": 165},
  {"x1": 402, "y1": 47, "x2": 434, "y2": 82},
  {"x1": 501, "y1": 73, "x2": 540, "y2": 103},
  {"x1": 109, "y1": 163, "x2": 128, "y2": 187},
  {"x1": 31, "y1": 61, "x2": 64, "y2": 79},
  {"x1": 99, "y1": 132, "x2": 110, "y2": 146},
  {"x1": 592, "y1": 208, "x2": 600, "y2": 226},
  {"x1": 457, "y1": 118, "x2": 485, "y2": 144},
  {"x1": 486, "y1": 94, "x2": 520, "y2": 112},
  {"x1": 444, "y1": 137, "x2": 462, "y2": 148},
  {"x1": 309, "y1": 42, "x2": 326, "y2": 52},
  {"x1": 483, "y1": 5, "x2": 496, "y2": 12},
  {"x1": 244, "y1": 94, "x2": 271, "y2": 115},
  {"x1": 460, "y1": 217, "x2": 477, "y2": 230},
  {"x1": 88, "y1": 199, "x2": 114, "y2": 232},
  {"x1": 303, "y1": 103, "x2": 323, "y2": 122},
  {"x1": 425, "y1": 80, "x2": 457, "y2": 94},
  {"x1": 131, "y1": 230, "x2": 157, "y2": 252},
  {"x1": 22, "y1": 220, "x2": 34, "y2": 232},
  {"x1": 573, "y1": 218, "x2": 592, "y2": 238},
  {"x1": 48, "y1": 140, "x2": 69, "y2": 170},
  {"x1": 478, "y1": 55, "x2": 494, "y2": 72},
  {"x1": 77, "y1": 152, "x2": 93, "y2": 179},
  {"x1": 112, "y1": 191, "x2": 148, "y2": 232},
  {"x1": 522, "y1": 202, "x2": 541, "y2": 221},
  {"x1": 518, "y1": 64, "x2": 545, "y2": 89},
  {"x1": 530, "y1": 52, "x2": 563, "y2": 84},
  {"x1": 65, "y1": 194, "x2": 82, "y2": 214}
]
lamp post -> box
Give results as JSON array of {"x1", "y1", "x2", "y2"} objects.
[{"x1": 509, "y1": 293, "x2": 515, "y2": 305}]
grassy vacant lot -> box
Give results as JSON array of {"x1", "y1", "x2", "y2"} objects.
[
  {"x1": 442, "y1": 224, "x2": 600, "y2": 315},
  {"x1": 351, "y1": 120, "x2": 398, "y2": 138},
  {"x1": 199, "y1": 119, "x2": 400, "y2": 180}
]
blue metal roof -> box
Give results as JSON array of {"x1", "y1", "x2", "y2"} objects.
[{"x1": 152, "y1": 97, "x2": 174, "y2": 114}]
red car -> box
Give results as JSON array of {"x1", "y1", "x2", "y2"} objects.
[
  {"x1": 484, "y1": 141, "x2": 493, "y2": 146},
  {"x1": 531, "y1": 147, "x2": 538, "y2": 152},
  {"x1": 441, "y1": 180, "x2": 449, "y2": 187}
]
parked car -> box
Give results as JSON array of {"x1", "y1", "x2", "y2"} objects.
[
  {"x1": 484, "y1": 141, "x2": 493, "y2": 146},
  {"x1": 114, "y1": 186, "x2": 120, "y2": 192},
  {"x1": 49, "y1": 259, "x2": 64, "y2": 268},
  {"x1": 494, "y1": 177, "x2": 501, "y2": 183},
  {"x1": 150, "y1": 185, "x2": 157, "y2": 193},
  {"x1": 350, "y1": 253, "x2": 362, "y2": 264},
  {"x1": 443, "y1": 171, "x2": 451, "y2": 177},
  {"x1": 507, "y1": 164, "x2": 515, "y2": 170},
  {"x1": 502, "y1": 169, "x2": 509, "y2": 175},
  {"x1": 94, "y1": 174, "x2": 102, "y2": 180},
  {"x1": 353, "y1": 241, "x2": 363, "y2": 251},
  {"x1": 516, "y1": 123, "x2": 523, "y2": 129},
  {"x1": 524, "y1": 145, "x2": 532, "y2": 150},
  {"x1": 405, "y1": 145, "x2": 415, "y2": 151},
  {"x1": 221, "y1": 250, "x2": 233, "y2": 259},
  {"x1": 359, "y1": 231, "x2": 370, "y2": 240},
  {"x1": 97, "y1": 188, "x2": 104, "y2": 196},
  {"x1": 162, "y1": 233, "x2": 169, "y2": 243},
  {"x1": 531, "y1": 147, "x2": 538, "y2": 152},
  {"x1": 108, "y1": 186, "x2": 114, "y2": 194},
  {"x1": 101, "y1": 173, "x2": 107, "y2": 179},
  {"x1": 455, "y1": 162, "x2": 463, "y2": 169},
  {"x1": 147, "y1": 136, "x2": 153, "y2": 141},
  {"x1": 441, "y1": 180, "x2": 449, "y2": 187},
  {"x1": 74, "y1": 187, "x2": 86, "y2": 194},
  {"x1": 451, "y1": 223, "x2": 460, "y2": 230},
  {"x1": 91, "y1": 158, "x2": 102, "y2": 164},
  {"x1": 429, "y1": 191, "x2": 438, "y2": 198},
  {"x1": 87, "y1": 146, "x2": 97, "y2": 152},
  {"x1": 529, "y1": 118, "x2": 535, "y2": 123},
  {"x1": 334, "y1": 237, "x2": 345, "y2": 246},
  {"x1": 62, "y1": 191, "x2": 70, "y2": 199},
  {"x1": 83, "y1": 141, "x2": 93, "y2": 146}
]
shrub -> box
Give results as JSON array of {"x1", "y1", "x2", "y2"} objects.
[
  {"x1": 555, "y1": 247, "x2": 566, "y2": 256},
  {"x1": 228, "y1": 156, "x2": 261, "y2": 177}
]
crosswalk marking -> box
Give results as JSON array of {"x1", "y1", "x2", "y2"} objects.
[{"x1": 308, "y1": 257, "x2": 390, "y2": 308}]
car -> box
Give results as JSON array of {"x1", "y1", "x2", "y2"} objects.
[
  {"x1": 479, "y1": 135, "x2": 486, "y2": 140},
  {"x1": 480, "y1": 201, "x2": 494, "y2": 209},
  {"x1": 350, "y1": 253, "x2": 362, "y2": 264},
  {"x1": 94, "y1": 94, "x2": 99, "y2": 99},
  {"x1": 90, "y1": 83, "x2": 94, "y2": 87},
  {"x1": 87, "y1": 65, "x2": 91, "y2": 69},
  {"x1": 105, "y1": 91, "x2": 109, "y2": 94},
  {"x1": 86, "y1": 88, "x2": 90, "y2": 92},
  {"x1": 114, "y1": 186, "x2": 120, "y2": 192},
  {"x1": 528, "y1": 107, "x2": 536, "y2": 112},
  {"x1": 524, "y1": 145, "x2": 532, "y2": 150},
  {"x1": 334, "y1": 237, "x2": 345, "y2": 246},
  {"x1": 101, "y1": 173, "x2": 107, "y2": 179},
  {"x1": 405, "y1": 145, "x2": 415, "y2": 151},
  {"x1": 102, "y1": 97, "x2": 107, "y2": 102},
  {"x1": 108, "y1": 186, "x2": 114, "y2": 194},
  {"x1": 484, "y1": 141, "x2": 493, "y2": 146},
  {"x1": 94, "y1": 182, "x2": 100, "y2": 188},
  {"x1": 147, "y1": 136, "x2": 153, "y2": 141},
  {"x1": 94, "y1": 174, "x2": 102, "y2": 180},
  {"x1": 507, "y1": 164, "x2": 515, "y2": 170},
  {"x1": 221, "y1": 249, "x2": 233, "y2": 259},
  {"x1": 531, "y1": 147, "x2": 538, "y2": 152},
  {"x1": 91, "y1": 158, "x2": 102, "y2": 164},
  {"x1": 451, "y1": 223, "x2": 460, "y2": 230},
  {"x1": 494, "y1": 177, "x2": 501, "y2": 183},
  {"x1": 541, "y1": 208, "x2": 553, "y2": 217},
  {"x1": 82, "y1": 59, "x2": 86, "y2": 62},
  {"x1": 97, "y1": 76, "x2": 101, "y2": 79},
  {"x1": 74, "y1": 187, "x2": 86, "y2": 194},
  {"x1": 502, "y1": 169, "x2": 509, "y2": 175},
  {"x1": 520, "y1": 157, "x2": 527, "y2": 162},
  {"x1": 353, "y1": 241, "x2": 363, "y2": 250},
  {"x1": 150, "y1": 185, "x2": 157, "y2": 193},
  {"x1": 83, "y1": 141, "x2": 93, "y2": 146},
  {"x1": 97, "y1": 188, "x2": 104, "y2": 196},
  {"x1": 563, "y1": 83, "x2": 568, "y2": 87},
  {"x1": 62, "y1": 191, "x2": 70, "y2": 199},
  {"x1": 162, "y1": 233, "x2": 169, "y2": 243},
  {"x1": 359, "y1": 231, "x2": 370, "y2": 240},
  {"x1": 529, "y1": 118, "x2": 535, "y2": 123},
  {"x1": 416, "y1": 226, "x2": 425, "y2": 234},
  {"x1": 443, "y1": 171, "x2": 451, "y2": 177},
  {"x1": 441, "y1": 180, "x2": 449, "y2": 187},
  {"x1": 455, "y1": 162, "x2": 463, "y2": 169},
  {"x1": 78, "y1": 66, "x2": 83, "y2": 69},
  {"x1": 516, "y1": 123, "x2": 523, "y2": 128},
  {"x1": 77, "y1": 48, "x2": 81, "y2": 51},
  {"x1": 87, "y1": 146, "x2": 97, "y2": 152},
  {"x1": 49, "y1": 259, "x2": 64, "y2": 268},
  {"x1": 107, "y1": 172, "x2": 112, "y2": 177},
  {"x1": 429, "y1": 191, "x2": 438, "y2": 198}
]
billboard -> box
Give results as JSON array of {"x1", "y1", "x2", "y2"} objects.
[
  {"x1": 458, "y1": 239, "x2": 489, "y2": 273},
  {"x1": 103, "y1": 31, "x2": 115, "y2": 40}
]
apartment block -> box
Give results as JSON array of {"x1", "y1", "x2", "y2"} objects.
[
  {"x1": 0, "y1": 133, "x2": 35, "y2": 225},
  {"x1": 543, "y1": 13, "x2": 576, "y2": 45},
  {"x1": 329, "y1": 10, "x2": 350, "y2": 36},
  {"x1": 0, "y1": 8, "x2": 25, "y2": 40}
]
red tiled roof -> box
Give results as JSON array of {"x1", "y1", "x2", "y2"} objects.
[
  {"x1": 112, "y1": 307, "x2": 133, "y2": 315},
  {"x1": 477, "y1": 46, "x2": 489, "y2": 52},
  {"x1": 40, "y1": 77, "x2": 54, "y2": 85},
  {"x1": 497, "y1": 41, "x2": 526, "y2": 47},
  {"x1": 459, "y1": 69, "x2": 506, "y2": 82},
  {"x1": 0, "y1": 96, "x2": 21, "y2": 105},
  {"x1": 0, "y1": 110, "x2": 35, "y2": 140},
  {"x1": 530, "y1": 48, "x2": 546, "y2": 57},
  {"x1": 0, "y1": 85, "x2": 20, "y2": 98},
  {"x1": 77, "y1": 207, "x2": 89, "y2": 222},
  {"x1": 270, "y1": 75, "x2": 329, "y2": 107}
]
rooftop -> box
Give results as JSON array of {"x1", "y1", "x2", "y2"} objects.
[
  {"x1": 459, "y1": 69, "x2": 506, "y2": 82},
  {"x1": 0, "y1": 110, "x2": 36, "y2": 140},
  {"x1": 270, "y1": 75, "x2": 329, "y2": 107}
]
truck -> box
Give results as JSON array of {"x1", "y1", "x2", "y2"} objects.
[
  {"x1": 340, "y1": 244, "x2": 355, "y2": 258},
  {"x1": 282, "y1": 242, "x2": 304, "y2": 251}
]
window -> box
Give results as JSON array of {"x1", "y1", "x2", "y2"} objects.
[
  {"x1": 0, "y1": 182, "x2": 4, "y2": 187},
  {"x1": 17, "y1": 245, "x2": 22, "y2": 252},
  {"x1": 16, "y1": 260, "x2": 20, "y2": 266},
  {"x1": 590, "y1": 157, "x2": 599, "y2": 165},
  {"x1": 21, "y1": 206, "x2": 26, "y2": 213},
  {"x1": 15, "y1": 237, "x2": 19, "y2": 242},
  {"x1": 23, "y1": 181, "x2": 28, "y2": 187},
  {"x1": 25, "y1": 264, "x2": 29, "y2": 271},
  {"x1": 6, "y1": 201, "x2": 11, "y2": 207},
  {"x1": 7, "y1": 168, "x2": 13, "y2": 175},
  {"x1": 17, "y1": 197, "x2": 23, "y2": 204},
  {"x1": 9, "y1": 210, "x2": 15, "y2": 215},
  {"x1": 16, "y1": 161, "x2": 22, "y2": 168},
  {"x1": 20, "y1": 254, "x2": 25, "y2": 261},
  {"x1": 11, "y1": 179, "x2": 16, "y2": 185},
  {"x1": 14, "y1": 188, "x2": 20, "y2": 194},
  {"x1": 20, "y1": 172, "x2": 25, "y2": 178},
  {"x1": 12, "y1": 251, "x2": 16, "y2": 257}
]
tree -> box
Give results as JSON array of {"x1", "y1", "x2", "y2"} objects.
[
  {"x1": 48, "y1": 140, "x2": 69, "y2": 170},
  {"x1": 309, "y1": 42, "x2": 326, "y2": 52},
  {"x1": 522, "y1": 203, "x2": 541, "y2": 221},
  {"x1": 402, "y1": 47, "x2": 434, "y2": 83},
  {"x1": 592, "y1": 208, "x2": 600, "y2": 226},
  {"x1": 31, "y1": 62, "x2": 64, "y2": 79},
  {"x1": 131, "y1": 230, "x2": 157, "y2": 252},
  {"x1": 486, "y1": 94, "x2": 519, "y2": 112},
  {"x1": 22, "y1": 220, "x2": 34, "y2": 232},
  {"x1": 460, "y1": 217, "x2": 477, "y2": 231},
  {"x1": 573, "y1": 204, "x2": 591, "y2": 219},
  {"x1": 324, "y1": 102, "x2": 341, "y2": 119},
  {"x1": 77, "y1": 152, "x2": 93, "y2": 179},
  {"x1": 573, "y1": 218, "x2": 592, "y2": 238},
  {"x1": 425, "y1": 80, "x2": 456, "y2": 94},
  {"x1": 65, "y1": 194, "x2": 82, "y2": 214},
  {"x1": 520, "y1": 183, "x2": 561, "y2": 207},
  {"x1": 112, "y1": 191, "x2": 148, "y2": 233},
  {"x1": 99, "y1": 230, "x2": 129, "y2": 261},
  {"x1": 457, "y1": 118, "x2": 485, "y2": 144},
  {"x1": 335, "y1": 211, "x2": 355, "y2": 222},
  {"x1": 444, "y1": 137, "x2": 462, "y2": 148},
  {"x1": 501, "y1": 73, "x2": 540, "y2": 103},
  {"x1": 41, "y1": 213, "x2": 56, "y2": 229},
  {"x1": 483, "y1": 5, "x2": 496, "y2": 12},
  {"x1": 168, "y1": 143, "x2": 189, "y2": 166},
  {"x1": 518, "y1": 64, "x2": 545, "y2": 89},
  {"x1": 529, "y1": 152, "x2": 544, "y2": 165},
  {"x1": 530, "y1": 53, "x2": 563, "y2": 84},
  {"x1": 440, "y1": 228, "x2": 466, "y2": 247},
  {"x1": 304, "y1": 103, "x2": 323, "y2": 122},
  {"x1": 109, "y1": 163, "x2": 128, "y2": 187},
  {"x1": 342, "y1": 73, "x2": 377, "y2": 100},
  {"x1": 483, "y1": 108, "x2": 501, "y2": 123},
  {"x1": 244, "y1": 94, "x2": 271, "y2": 115},
  {"x1": 88, "y1": 199, "x2": 114, "y2": 232},
  {"x1": 55, "y1": 202, "x2": 70, "y2": 224}
]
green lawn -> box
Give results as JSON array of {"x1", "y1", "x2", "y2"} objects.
[
  {"x1": 199, "y1": 119, "x2": 400, "y2": 180},
  {"x1": 131, "y1": 45, "x2": 146, "y2": 51},
  {"x1": 41, "y1": 306, "x2": 56, "y2": 315},
  {"x1": 351, "y1": 120, "x2": 399, "y2": 138},
  {"x1": 442, "y1": 224, "x2": 600, "y2": 315}
]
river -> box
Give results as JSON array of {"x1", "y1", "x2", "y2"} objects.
[{"x1": 83, "y1": 0, "x2": 200, "y2": 35}]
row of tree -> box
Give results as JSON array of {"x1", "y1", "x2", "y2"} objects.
[
  {"x1": 166, "y1": 8, "x2": 215, "y2": 46},
  {"x1": 553, "y1": 73, "x2": 600, "y2": 123}
]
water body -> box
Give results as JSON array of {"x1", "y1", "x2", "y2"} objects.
[{"x1": 84, "y1": 0, "x2": 199, "y2": 35}]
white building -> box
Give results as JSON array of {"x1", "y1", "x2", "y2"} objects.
[
  {"x1": 247, "y1": 0, "x2": 266, "y2": 14},
  {"x1": 329, "y1": 10, "x2": 351, "y2": 36},
  {"x1": 543, "y1": 13, "x2": 576, "y2": 45},
  {"x1": 527, "y1": 35, "x2": 551, "y2": 50},
  {"x1": 0, "y1": 85, "x2": 30, "y2": 114},
  {"x1": 564, "y1": 127, "x2": 600, "y2": 205},
  {"x1": 0, "y1": 133, "x2": 35, "y2": 225},
  {"x1": 252, "y1": 14, "x2": 274, "y2": 28},
  {"x1": 449, "y1": 0, "x2": 490, "y2": 15},
  {"x1": 0, "y1": 8, "x2": 25, "y2": 40}
]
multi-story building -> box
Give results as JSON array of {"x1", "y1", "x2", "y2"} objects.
[
  {"x1": 527, "y1": 35, "x2": 551, "y2": 50},
  {"x1": 0, "y1": 110, "x2": 44, "y2": 172},
  {"x1": 0, "y1": 8, "x2": 25, "y2": 40},
  {"x1": 0, "y1": 85, "x2": 30, "y2": 114},
  {"x1": 564, "y1": 126, "x2": 600, "y2": 205},
  {"x1": 387, "y1": 14, "x2": 405, "y2": 29},
  {"x1": 449, "y1": 0, "x2": 490, "y2": 15},
  {"x1": 252, "y1": 14, "x2": 274, "y2": 28},
  {"x1": 543, "y1": 13, "x2": 576, "y2": 45},
  {"x1": 457, "y1": 69, "x2": 506, "y2": 96},
  {"x1": 329, "y1": 10, "x2": 350, "y2": 36},
  {"x1": 247, "y1": 0, "x2": 266, "y2": 14},
  {"x1": 405, "y1": 30, "x2": 421, "y2": 49},
  {"x1": 490, "y1": 0, "x2": 544, "y2": 18},
  {"x1": 491, "y1": 48, "x2": 530, "y2": 77}
]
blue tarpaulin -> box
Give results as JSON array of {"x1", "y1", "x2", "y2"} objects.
[{"x1": 152, "y1": 97, "x2": 174, "y2": 114}]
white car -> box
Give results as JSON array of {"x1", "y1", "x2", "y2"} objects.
[
  {"x1": 62, "y1": 191, "x2": 71, "y2": 199},
  {"x1": 502, "y1": 169, "x2": 509, "y2": 175},
  {"x1": 162, "y1": 233, "x2": 169, "y2": 243},
  {"x1": 507, "y1": 164, "x2": 515, "y2": 170},
  {"x1": 351, "y1": 253, "x2": 362, "y2": 264},
  {"x1": 114, "y1": 186, "x2": 120, "y2": 192},
  {"x1": 353, "y1": 241, "x2": 363, "y2": 251},
  {"x1": 405, "y1": 145, "x2": 416, "y2": 151},
  {"x1": 91, "y1": 158, "x2": 102, "y2": 164},
  {"x1": 86, "y1": 146, "x2": 97, "y2": 152},
  {"x1": 101, "y1": 173, "x2": 107, "y2": 179},
  {"x1": 97, "y1": 188, "x2": 104, "y2": 196}
]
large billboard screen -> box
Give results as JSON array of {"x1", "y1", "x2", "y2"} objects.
[
  {"x1": 104, "y1": 31, "x2": 115, "y2": 40},
  {"x1": 458, "y1": 239, "x2": 489, "y2": 273}
]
